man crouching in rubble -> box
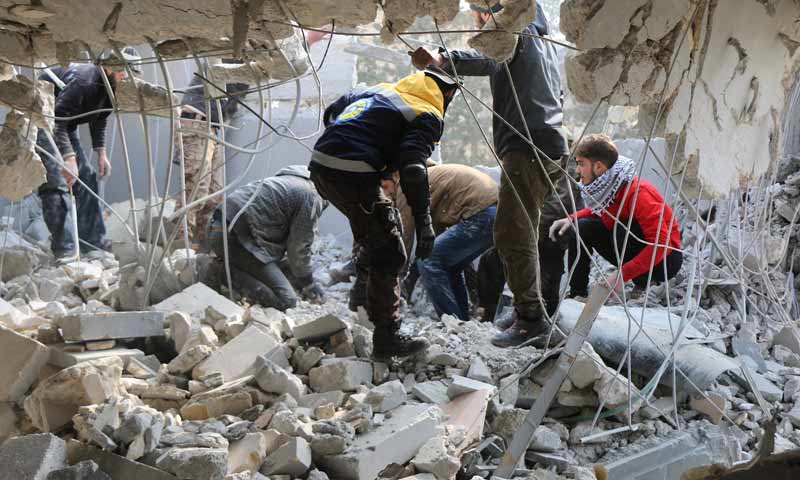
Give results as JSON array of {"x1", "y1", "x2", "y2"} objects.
[
  {"x1": 549, "y1": 134, "x2": 683, "y2": 296},
  {"x1": 309, "y1": 69, "x2": 460, "y2": 359},
  {"x1": 378, "y1": 162, "x2": 498, "y2": 322},
  {"x1": 37, "y1": 47, "x2": 142, "y2": 259},
  {"x1": 207, "y1": 165, "x2": 327, "y2": 311}
]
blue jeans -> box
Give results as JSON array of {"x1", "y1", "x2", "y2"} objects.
[{"x1": 420, "y1": 204, "x2": 496, "y2": 320}]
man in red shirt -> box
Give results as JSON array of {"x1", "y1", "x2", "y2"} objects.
[{"x1": 549, "y1": 134, "x2": 682, "y2": 296}]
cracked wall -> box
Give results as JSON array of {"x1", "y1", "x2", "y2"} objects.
[{"x1": 561, "y1": 0, "x2": 800, "y2": 197}]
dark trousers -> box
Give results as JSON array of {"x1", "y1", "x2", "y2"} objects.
[
  {"x1": 567, "y1": 216, "x2": 683, "y2": 293},
  {"x1": 311, "y1": 170, "x2": 406, "y2": 328},
  {"x1": 36, "y1": 129, "x2": 107, "y2": 256},
  {"x1": 208, "y1": 211, "x2": 298, "y2": 311}
]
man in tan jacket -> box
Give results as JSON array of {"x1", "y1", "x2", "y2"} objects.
[{"x1": 382, "y1": 162, "x2": 498, "y2": 321}]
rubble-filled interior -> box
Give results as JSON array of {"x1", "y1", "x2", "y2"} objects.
[{"x1": 1, "y1": 1, "x2": 800, "y2": 479}]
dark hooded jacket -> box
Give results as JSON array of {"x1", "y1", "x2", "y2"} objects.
[
  {"x1": 39, "y1": 64, "x2": 115, "y2": 158},
  {"x1": 440, "y1": 3, "x2": 567, "y2": 158},
  {"x1": 224, "y1": 165, "x2": 327, "y2": 279}
]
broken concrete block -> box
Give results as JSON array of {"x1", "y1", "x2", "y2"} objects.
[
  {"x1": 296, "y1": 346, "x2": 325, "y2": 375},
  {"x1": 46, "y1": 459, "x2": 111, "y2": 480},
  {"x1": 747, "y1": 370, "x2": 784, "y2": 403},
  {"x1": 491, "y1": 407, "x2": 528, "y2": 444},
  {"x1": 530, "y1": 425, "x2": 562, "y2": 453},
  {"x1": 440, "y1": 389, "x2": 491, "y2": 455},
  {"x1": 690, "y1": 393, "x2": 726, "y2": 425},
  {"x1": 0, "y1": 75, "x2": 54, "y2": 131},
  {"x1": 293, "y1": 313, "x2": 348, "y2": 343},
  {"x1": 365, "y1": 380, "x2": 406, "y2": 413},
  {"x1": 155, "y1": 447, "x2": 228, "y2": 480},
  {"x1": 411, "y1": 436, "x2": 460, "y2": 480},
  {"x1": 298, "y1": 391, "x2": 345, "y2": 410},
  {"x1": 594, "y1": 368, "x2": 642, "y2": 415},
  {"x1": 0, "y1": 296, "x2": 32, "y2": 329},
  {"x1": 180, "y1": 392, "x2": 253, "y2": 421},
  {"x1": 499, "y1": 375, "x2": 519, "y2": 407},
  {"x1": 0, "y1": 401, "x2": 19, "y2": 442},
  {"x1": 193, "y1": 323, "x2": 279, "y2": 382},
  {"x1": 228, "y1": 432, "x2": 268, "y2": 474},
  {"x1": 413, "y1": 381, "x2": 450, "y2": 405},
  {"x1": 260, "y1": 437, "x2": 312, "y2": 477},
  {"x1": 0, "y1": 323, "x2": 50, "y2": 402},
  {"x1": 153, "y1": 283, "x2": 244, "y2": 322},
  {"x1": 66, "y1": 440, "x2": 176, "y2": 480},
  {"x1": 167, "y1": 345, "x2": 213, "y2": 374},
  {"x1": 24, "y1": 357, "x2": 124, "y2": 431},
  {"x1": 317, "y1": 404, "x2": 441, "y2": 480},
  {"x1": 309, "y1": 359, "x2": 373, "y2": 392},
  {"x1": 447, "y1": 375, "x2": 496, "y2": 399},
  {"x1": 568, "y1": 344, "x2": 605, "y2": 389},
  {"x1": 255, "y1": 356, "x2": 305, "y2": 400},
  {"x1": 59, "y1": 311, "x2": 164, "y2": 342},
  {"x1": 773, "y1": 326, "x2": 800, "y2": 355},
  {"x1": 315, "y1": 403, "x2": 336, "y2": 420},
  {"x1": 0, "y1": 111, "x2": 46, "y2": 202},
  {"x1": 467, "y1": 356, "x2": 492, "y2": 384},
  {"x1": 167, "y1": 311, "x2": 194, "y2": 353},
  {"x1": 784, "y1": 377, "x2": 800, "y2": 402},
  {"x1": 787, "y1": 404, "x2": 800, "y2": 428},
  {"x1": 0, "y1": 432, "x2": 66, "y2": 479},
  {"x1": 49, "y1": 346, "x2": 145, "y2": 368}
]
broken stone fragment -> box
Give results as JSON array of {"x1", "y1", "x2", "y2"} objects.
[
  {"x1": 467, "y1": 356, "x2": 492, "y2": 384},
  {"x1": 254, "y1": 356, "x2": 305, "y2": 400},
  {"x1": 309, "y1": 359, "x2": 373, "y2": 393},
  {"x1": 168, "y1": 344, "x2": 213, "y2": 374},
  {"x1": 260, "y1": 437, "x2": 312, "y2": 477},
  {"x1": 316, "y1": 404, "x2": 441, "y2": 480},
  {"x1": 180, "y1": 392, "x2": 253, "y2": 421},
  {"x1": 0, "y1": 75, "x2": 54, "y2": 131},
  {"x1": 228, "y1": 432, "x2": 268, "y2": 474},
  {"x1": 193, "y1": 323, "x2": 279, "y2": 382},
  {"x1": 593, "y1": 368, "x2": 643, "y2": 416},
  {"x1": 529, "y1": 425, "x2": 562, "y2": 453},
  {"x1": 491, "y1": 407, "x2": 527, "y2": 445},
  {"x1": 155, "y1": 447, "x2": 228, "y2": 480},
  {"x1": 46, "y1": 459, "x2": 111, "y2": 480},
  {"x1": 410, "y1": 435, "x2": 460, "y2": 480},
  {"x1": 0, "y1": 110, "x2": 47, "y2": 202},
  {"x1": 447, "y1": 375, "x2": 496, "y2": 399},
  {"x1": 0, "y1": 432, "x2": 67, "y2": 479},
  {"x1": 59, "y1": 311, "x2": 165, "y2": 342},
  {"x1": 114, "y1": 78, "x2": 178, "y2": 118},
  {"x1": 292, "y1": 313, "x2": 348, "y2": 343},
  {"x1": 298, "y1": 391, "x2": 345, "y2": 410},
  {"x1": 25, "y1": 357, "x2": 123, "y2": 431},
  {"x1": 365, "y1": 379, "x2": 407, "y2": 413},
  {"x1": 0, "y1": 323, "x2": 50, "y2": 402},
  {"x1": 294, "y1": 346, "x2": 325, "y2": 375},
  {"x1": 160, "y1": 431, "x2": 229, "y2": 449},
  {"x1": 568, "y1": 343, "x2": 606, "y2": 389},
  {"x1": 773, "y1": 326, "x2": 800, "y2": 355}
]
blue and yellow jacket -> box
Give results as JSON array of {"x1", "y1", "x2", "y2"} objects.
[{"x1": 310, "y1": 72, "x2": 445, "y2": 178}]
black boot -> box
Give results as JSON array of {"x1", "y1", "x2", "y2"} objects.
[
  {"x1": 491, "y1": 313, "x2": 550, "y2": 348},
  {"x1": 348, "y1": 274, "x2": 367, "y2": 312},
  {"x1": 372, "y1": 326, "x2": 430, "y2": 360}
]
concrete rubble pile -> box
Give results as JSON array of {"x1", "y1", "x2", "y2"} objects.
[{"x1": 0, "y1": 227, "x2": 797, "y2": 480}]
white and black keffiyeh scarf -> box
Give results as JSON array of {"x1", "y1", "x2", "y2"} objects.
[{"x1": 580, "y1": 155, "x2": 636, "y2": 214}]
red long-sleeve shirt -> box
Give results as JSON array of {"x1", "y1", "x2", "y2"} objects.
[{"x1": 571, "y1": 177, "x2": 681, "y2": 282}]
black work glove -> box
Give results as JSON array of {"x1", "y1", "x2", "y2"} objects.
[{"x1": 414, "y1": 213, "x2": 435, "y2": 259}]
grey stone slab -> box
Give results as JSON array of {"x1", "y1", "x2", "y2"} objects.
[
  {"x1": 49, "y1": 345, "x2": 145, "y2": 368},
  {"x1": 151, "y1": 282, "x2": 243, "y2": 321},
  {"x1": 412, "y1": 381, "x2": 450, "y2": 405},
  {"x1": 59, "y1": 311, "x2": 164, "y2": 342},
  {"x1": 317, "y1": 404, "x2": 440, "y2": 480},
  {"x1": 298, "y1": 391, "x2": 345, "y2": 410},
  {"x1": 0, "y1": 433, "x2": 66, "y2": 480},
  {"x1": 292, "y1": 314, "x2": 348, "y2": 343},
  {"x1": 67, "y1": 440, "x2": 178, "y2": 480},
  {"x1": 0, "y1": 323, "x2": 50, "y2": 402},
  {"x1": 193, "y1": 323, "x2": 279, "y2": 382}
]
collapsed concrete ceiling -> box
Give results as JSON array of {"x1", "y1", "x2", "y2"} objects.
[{"x1": 562, "y1": 0, "x2": 800, "y2": 197}]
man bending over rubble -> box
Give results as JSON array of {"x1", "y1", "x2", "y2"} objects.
[
  {"x1": 380, "y1": 162, "x2": 498, "y2": 321},
  {"x1": 309, "y1": 69, "x2": 460, "y2": 359},
  {"x1": 208, "y1": 165, "x2": 327, "y2": 311},
  {"x1": 549, "y1": 134, "x2": 683, "y2": 296},
  {"x1": 37, "y1": 47, "x2": 142, "y2": 259}
]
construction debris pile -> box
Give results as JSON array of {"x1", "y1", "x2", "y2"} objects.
[{"x1": 0, "y1": 218, "x2": 797, "y2": 479}]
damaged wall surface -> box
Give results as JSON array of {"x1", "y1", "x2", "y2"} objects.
[{"x1": 561, "y1": 0, "x2": 800, "y2": 197}]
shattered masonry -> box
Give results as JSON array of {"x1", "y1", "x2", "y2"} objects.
[{"x1": 0, "y1": 1, "x2": 800, "y2": 480}]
